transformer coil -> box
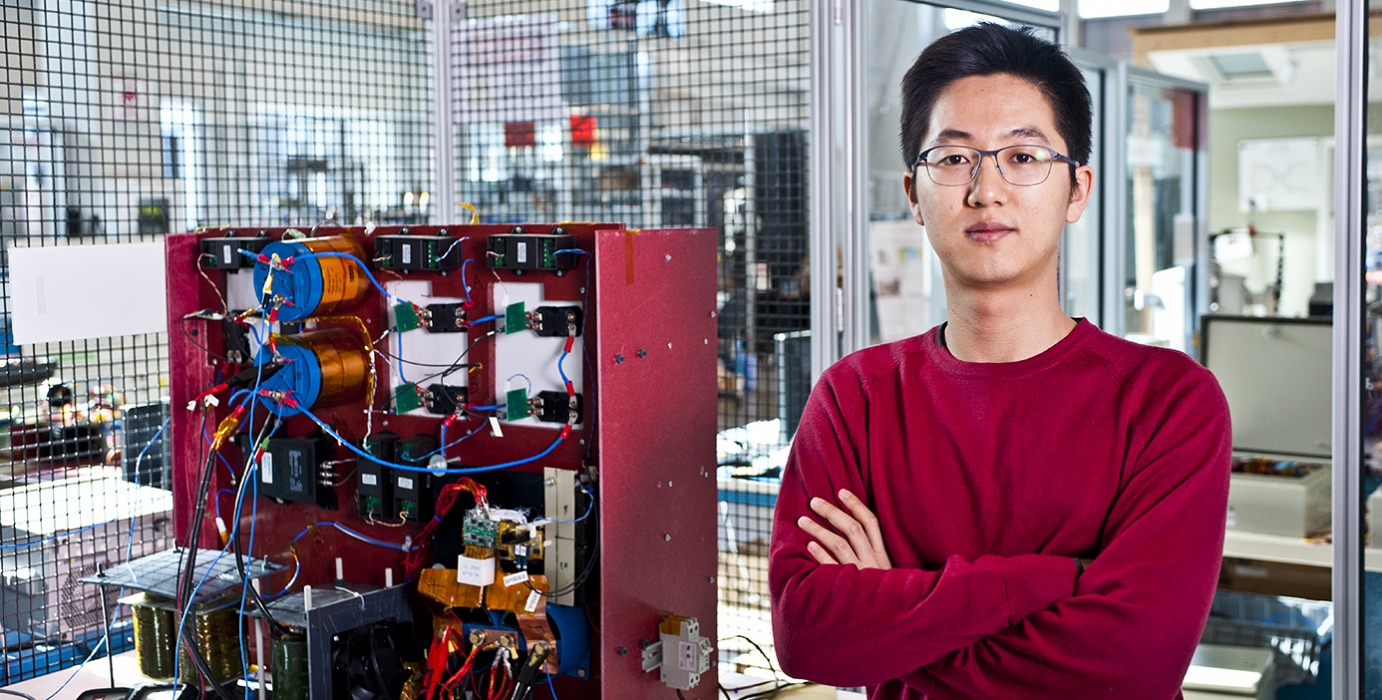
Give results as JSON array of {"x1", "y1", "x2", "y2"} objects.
[
  {"x1": 252, "y1": 235, "x2": 371, "y2": 322},
  {"x1": 257, "y1": 328, "x2": 369, "y2": 416}
]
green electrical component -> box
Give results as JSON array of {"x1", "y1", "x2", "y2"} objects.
[
  {"x1": 507, "y1": 387, "x2": 530, "y2": 420},
  {"x1": 394, "y1": 383, "x2": 423, "y2": 413},
  {"x1": 463, "y1": 511, "x2": 500, "y2": 547},
  {"x1": 271, "y1": 634, "x2": 310, "y2": 700},
  {"x1": 394, "y1": 302, "x2": 421, "y2": 332},
  {"x1": 505, "y1": 301, "x2": 527, "y2": 335}
]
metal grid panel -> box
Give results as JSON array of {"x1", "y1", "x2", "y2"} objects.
[
  {"x1": 1, "y1": 0, "x2": 428, "y2": 683},
  {"x1": 444, "y1": 0, "x2": 810, "y2": 680},
  {"x1": 4, "y1": 0, "x2": 806, "y2": 686}
]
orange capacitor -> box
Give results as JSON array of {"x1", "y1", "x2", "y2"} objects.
[
  {"x1": 256, "y1": 328, "x2": 369, "y2": 416},
  {"x1": 252, "y1": 235, "x2": 372, "y2": 322}
]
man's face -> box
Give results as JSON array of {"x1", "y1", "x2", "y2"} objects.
[{"x1": 903, "y1": 73, "x2": 1093, "y2": 292}]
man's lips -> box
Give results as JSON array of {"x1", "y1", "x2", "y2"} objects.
[{"x1": 966, "y1": 222, "x2": 1013, "y2": 242}]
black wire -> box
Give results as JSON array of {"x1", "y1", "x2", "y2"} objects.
[
  {"x1": 181, "y1": 314, "x2": 233, "y2": 364},
  {"x1": 719, "y1": 635, "x2": 781, "y2": 682},
  {"x1": 677, "y1": 691, "x2": 687, "y2": 700},
  {"x1": 231, "y1": 416, "x2": 290, "y2": 638},
  {"x1": 375, "y1": 345, "x2": 480, "y2": 370},
  {"x1": 719, "y1": 684, "x2": 734, "y2": 700},
  {"x1": 0, "y1": 688, "x2": 38, "y2": 700},
  {"x1": 175, "y1": 445, "x2": 236, "y2": 700},
  {"x1": 385, "y1": 329, "x2": 495, "y2": 404}
]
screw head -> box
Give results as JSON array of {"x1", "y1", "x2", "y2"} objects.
[
  {"x1": 614, "y1": 354, "x2": 625, "y2": 364},
  {"x1": 664, "y1": 534, "x2": 672, "y2": 541},
  {"x1": 637, "y1": 348, "x2": 647, "y2": 358},
  {"x1": 709, "y1": 576, "x2": 716, "y2": 583},
  {"x1": 617, "y1": 646, "x2": 628, "y2": 656}
]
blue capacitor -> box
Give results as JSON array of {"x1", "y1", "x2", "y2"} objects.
[
  {"x1": 255, "y1": 340, "x2": 324, "y2": 417},
  {"x1": 250, "y1": 236, "x2": 371, "y2": 322}
]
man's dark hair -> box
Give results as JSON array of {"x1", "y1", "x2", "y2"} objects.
[{"x1": 899, "y1": 23, "x2": 1092, "y2": 169}]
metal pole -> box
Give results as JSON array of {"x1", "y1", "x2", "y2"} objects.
[
  {"x1": 808, "y1": 0, "x2": 840, "y2": 382},
  {"x1": 1333, "y1": 1, "x2": 1366, "y2": 697},
  {"x1": 428, "y1": 0, "x2": 459, "y2": 223},
  {"x1": 840, "y1": 0, "x2": 870, "y2": 356}
]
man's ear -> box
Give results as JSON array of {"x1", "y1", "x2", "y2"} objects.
[
  {"x1": 903, "y1": 171, "x2": 924, "y2": 227},
  {"x1": 1065, "y1": 165, "x2": 1095, "y2": 224}
]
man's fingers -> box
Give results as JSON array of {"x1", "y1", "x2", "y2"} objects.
[
  {"x1": 806, "y1": 541, "x2": 838, "y2": 565},
  {"x1": 810, "y1": 497, "x2": 875, "y2": 565},
  {"x1": 797, "y1": 516, "x2": 858, "y2": 566},
  {"x1": 838, "y1": 489, "x2": 887, "y2": 559}
]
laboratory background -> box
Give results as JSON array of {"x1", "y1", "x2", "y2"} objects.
[{"x1": 0, "y1": 0, "x2": 1378, "y2": 698}]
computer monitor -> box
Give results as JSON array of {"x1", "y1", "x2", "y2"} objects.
[{"x1": 1200, "y1": 315, "x2": 1332, "y2": 459}]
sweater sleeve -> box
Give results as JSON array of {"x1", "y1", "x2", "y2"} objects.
[
  {"x1": 768, "y1": 362, "x2": 1080, "y2": 688},
  {"x1": 903, "y1": 365, "x2": 1232, "y2": 700}
]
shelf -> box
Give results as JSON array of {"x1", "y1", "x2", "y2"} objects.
[{"x1": 1222, "y1": 528, "x2": 1382, "y2": 572}]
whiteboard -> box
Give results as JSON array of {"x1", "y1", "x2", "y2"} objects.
[
  {"x1": 1238, "y1": 138, "x2": 1320, "y2": 212},
  {"x1": 10, "y1": 242, "x2": 168, "y2": 345}
]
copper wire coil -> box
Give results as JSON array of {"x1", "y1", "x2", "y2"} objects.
[
  {"x1": 278, "y1": 328, "x2": 370, "y2": 408},
  {"x1": 298, "y1": 235, "x2": 371, "y2": 317}
]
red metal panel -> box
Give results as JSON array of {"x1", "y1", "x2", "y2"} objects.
[
  {"x1": 165, "y1": 224, "x2": 718, "y2": 698},
  {"x1": 594, "y1": 228, "x2": 720, "y2": 699}
]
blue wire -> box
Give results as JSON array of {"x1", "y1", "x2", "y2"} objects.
[
  {"x1": 553, "y1": 249, "x2": 588, "y2": 257},
  {"x1": 468, "y1": 314, "x2": 502, "y2": 327},
  {"x1": 549, "y1": 488, "x2": 595, "y2": 524},
  {"x1": 44, "y1": 633, "x2": 108, "y2": 700},
  {"x1": 296, "y1": 405, "x2": 565, "y2": 475},
  {"x1": 469, "y1": 404, "x2": 503, "y2": 412},
  {"x1": 290, "y1": 522, "x2": 409, "y2": 551},
  {"x1": 282, "y1": 251, "x2": 402, "y2": 304},
  {"x1": 548, "y1": 673, "x2": 560, "y2": 700},
  {"x1": 396, "y1": 328, "x2": 409, "y2": 383},
  {"x1": 461, "y1": 257, "x2": 475, "y2": 306},
  {"x1": 558, "y1": 349, "x2": 571, "y2": 387}
]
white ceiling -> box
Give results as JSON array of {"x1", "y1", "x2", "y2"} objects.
[{"x1": 1145, "y1": 40, "x2": 1376, "y2": 109}]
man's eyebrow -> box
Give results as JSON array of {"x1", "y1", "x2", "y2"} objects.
[
  {"x1": 929, "y1": 129, "x2": 971, "y2": 145},
  {"x1": 1007, "y1": 126, "x2": 1050, "y2": 142},
  {"x1": 929, "y1": 126, "x2": 1052, "y2": 145}
]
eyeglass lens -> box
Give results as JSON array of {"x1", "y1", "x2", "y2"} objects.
[{"x1": 922, "y1": 146, "x2": 1058, "y2": 186}]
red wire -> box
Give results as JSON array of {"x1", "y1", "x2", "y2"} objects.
[{"x1": 403, "y1": 479, "x2": 488, "y2": 579}]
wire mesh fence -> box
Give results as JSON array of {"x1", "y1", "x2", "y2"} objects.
[
  {"x1": 3, "y1": 0, "x2": 808, "y2": 685},
  {"x1": 1, "y1": 0, "x2": 431, "y2": 682}
]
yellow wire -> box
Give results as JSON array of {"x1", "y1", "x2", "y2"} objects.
[{"x1": 459, "y1": 202, "x2": 480, "y2": 225}]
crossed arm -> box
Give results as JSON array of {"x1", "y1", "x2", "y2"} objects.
[{"x1": 768, "y1": 368, "x2": 1231, "y2": 699}]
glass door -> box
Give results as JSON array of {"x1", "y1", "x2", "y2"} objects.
[{"x1": 1107, "y1": 68, "x2": 1208, "y2": 354}]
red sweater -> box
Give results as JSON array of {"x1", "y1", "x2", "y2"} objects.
[{"x1": 769, "y1": 320, "x2": 1231, "y2": 700}]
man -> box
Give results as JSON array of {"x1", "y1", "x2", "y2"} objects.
[{"x1": 768, "y1": 23, "x2": 1230, "y2": 700}]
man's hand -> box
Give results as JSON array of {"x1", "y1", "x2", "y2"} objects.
[{"x1": 797, "y1": 489, "x2": 892, "y2": 570}]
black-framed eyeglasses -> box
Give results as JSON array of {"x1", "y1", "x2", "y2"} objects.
[{"x1": 913, "y1": 145, "x2": 1078, "y2": 187}]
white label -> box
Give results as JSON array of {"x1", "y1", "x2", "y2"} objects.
[
  {"x1": 514, "y1": 545, "x2": 528, "y2": 557},
  {"x1": 516, "y1": 242, "x2": 528, "y2": 264},
  {"x1": 457, "y1": 555, "x2": 496, "y2": 586},
  {"x1": 503, "y1": 571, "x2": 530, "y2": 587},
  {"x1": 678, "y1": 641, "x2": 698, "y2": 672},
  {"x1": 524, "y1": 590, "x2": 541, "y2": 613},
  {"x1": 361, "y1": 473, "x2": 378, "y2": 486},
  {"x1": 489, "y1": 416, "x2": 503, "y2": 438},
  {"x1": 223, "y1": 244, "x2": 233, "y2": 266},
  {"x1": 398, "y1": 476, "x2": 414, "y2": 491},
  {"x1": 401, "y1": 244, "x2": 412, "y2": 265},
  {"x1": 1226, "y1": 507, "x2": 1236, "y2": 528},
  {"x1": 261, "y1": 453, "x2": 274, "y2": 484}
]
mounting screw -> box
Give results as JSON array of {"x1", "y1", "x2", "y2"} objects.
[
  {"x1": 577, "y1": 669, "x2": 586, "y2": 678},
  {"x1": 665, "y1": 254, "x2": 672, "y2": 261},
  {"x1": 664, "y1": 534, "x2": 671, "y2": 541},
  {"x1": 709, "y1": 576, "x2": 716, "y2": 583},
  {"x1": 710, "y1": 311, "x2": 717, "y2": 318},
  {"x1": 667, "y1": 342, "x2": 673, "y2": 349},
  {"x1": 640, "y1": 640, "x2": 651, "y2": 650},
  {"x1": 614, "y1": 354, "x2": 625, "y2": 364},
  {"x1": 617, "y1": 646, "x2": 628, "y2": 656},
  {"x1": 637, "y1": 348, "x2": 647, "y2": 358}
]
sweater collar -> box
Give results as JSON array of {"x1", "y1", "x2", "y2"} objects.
[{"x1": 925, "y1": 318, "x2": 1092, "y2": 379}]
